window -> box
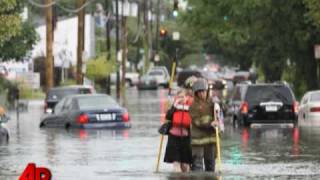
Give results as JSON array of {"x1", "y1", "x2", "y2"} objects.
[{"x1": 310, "y1": 93, "x2": 320, "y2": 102}]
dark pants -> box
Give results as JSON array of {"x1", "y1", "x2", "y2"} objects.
[{"x1": 191, "y1": 143, "x2": 216, "y2": 172}]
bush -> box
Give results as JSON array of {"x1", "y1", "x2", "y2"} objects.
[{"x1": 18, "y1": 84, "x2": 45, "y2": 100}]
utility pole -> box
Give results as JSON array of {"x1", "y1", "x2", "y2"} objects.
[
  {"x1": 155, "y1": 0, "x2": 160, "y2": 65},
  {"x1": 121, "y1": 2, "x2": 127, "y2": 102},
  {"x1": 115, "y1": 0, "x2": 120, "y2": 99},
  {"x1": 105, "y1": 0, "x2": 111, "y2": 95},
  {"x1": 143, "y1": 0, "x2": 150, "y2": 74},
  {"x1": 77, "y1": 0, "x2": 86, "y2": 84},
  {"x1": 45, "y1": 0, "x2": 54, "y2": 92}
]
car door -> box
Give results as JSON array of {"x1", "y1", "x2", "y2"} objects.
[{"x1": 42, "y1": 98, "x2": 67, "y2": 127}]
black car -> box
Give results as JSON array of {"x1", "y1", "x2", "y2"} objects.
[
  {"x1": 44, "y1": 85, "x2": 95, "y2": 113},
  {"x1": 228, "y1": 82, "x2": 298, "y2": 127},
  {"x1": 40, "y1": 94, "x2": 131, "y2": 129}
]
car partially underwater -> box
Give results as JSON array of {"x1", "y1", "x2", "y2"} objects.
[{"x1": 40, "y1": 94, "x2": 131, "y2": 129}]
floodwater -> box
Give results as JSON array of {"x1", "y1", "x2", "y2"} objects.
[{"x1": 0, "y1": 88, "x2": 320, "y2": 179}]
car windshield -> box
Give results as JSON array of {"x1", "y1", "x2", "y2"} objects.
[
  {"x1": 310, "y1": 92, "x2": 320, "y2": 102},
  {"x1": 47, "y1": 88, "x2": 91, "y2": 100},
  {"x1": 245, "y1": 85, "x2": 294, "y2": 105},
  {"x1": 77, "y1": 95, "x2": 119, "y2": 110}
]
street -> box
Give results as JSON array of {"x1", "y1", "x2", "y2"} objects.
[{"x1": 0, "y1": 88, "x2": 319, "y2": 179}]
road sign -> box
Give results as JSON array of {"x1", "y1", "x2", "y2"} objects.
[
  {"x1": 314, "y1": 44, "x2": 320, "y2": 59},
  {"x1": 172, "y1": 32, "x2": 180, "y2": 41},
  {"x1": 154, "y1": 54, "x2": 160, "y2": 62}
]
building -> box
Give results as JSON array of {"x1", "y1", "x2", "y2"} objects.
[{"x1": 31, "y1": 14, "x2": 96, "y2": 68}]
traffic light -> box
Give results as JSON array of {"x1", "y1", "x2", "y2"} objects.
[
  {"x1": 160, "y1": 28, "x2": 167, "y2": 38},
  {"x1": 173, "y1": 0, "x2": 179, "y2": 10},
  {"x1": 173, "y1": 0, "x2": 179, "y2": 17}
]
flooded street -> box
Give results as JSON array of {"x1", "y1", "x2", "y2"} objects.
[{"x1": 0, "y1": 88, "x2": 320, "y2": 179}]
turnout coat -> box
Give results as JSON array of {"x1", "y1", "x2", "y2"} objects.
[{"x1": 189, "y1": 96, "x2": 216, "y2": 146}]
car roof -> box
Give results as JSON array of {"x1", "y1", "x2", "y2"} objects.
[
  {"x1": 66, "y1": 93, "x2": 110, "y2": 99},
  {"x1": 49, "y1": 85, "x2": 92, "y2": 91}
]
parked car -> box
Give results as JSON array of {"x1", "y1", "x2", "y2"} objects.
[
  {"x1": 110, "y1": 71, "x2": 139, "y2": 87},
  {"x1": 44, "y1": 85, "x2": 95, "y2": 114},
  {"x1": 40, "y1": 94, "x2": 131, "y2": 129},
  {"x1": 137, "y1": 74, "x2": 158, "y2": 90},
  {"x1": 298, "y1": 90, "x2": 320, "y2": 126},
  {"x1": 228, "y1": 82, "x2": 298, "y2": 127},
  {"x1": 147, "y1": 66, "x2": 170, "y2": 87}
]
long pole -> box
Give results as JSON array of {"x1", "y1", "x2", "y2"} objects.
[
  {"x1": 155, "y1": 0, "x2": 160, "y2": 57},
  {"x1": 143, "y1": 0, "x2": 150, "y2": 74},
  {"x1": 115, "y1": 0, "x2": 120, "y2": 99},
  {"x1": 214, "y1": 105, "x2": 222, "y2": 173},
  {"x1": 45, "y1": 0, "x2": 54, "y2": 92},
  {"x1": 105, "y1": 0, "x2": 111, "y2": 95},
  {"x1": 121, "y1": 14, "x2": 127, "y2": 102},
  {"x1": 77, "y1": 0, "x2": 86, "y2": 85},
  {"x1": 155, "y1": 135, "x2": 164, "y2": 172}
]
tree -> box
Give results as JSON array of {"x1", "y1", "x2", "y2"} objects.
[
  {"x1": 0, "y1": 21, "x2": 38, "y2": 60},
  {"x1": 182, "y1": 0, "x2": 320, "y2": 94},
  {"x1": 0, "y1": 0, "x2": 21, "y2": 47}
]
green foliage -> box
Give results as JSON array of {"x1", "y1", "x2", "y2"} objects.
[
  {"x1": 0, "y1": 0, "x2": 21, "y2": 47},
  {"x1": 304, "y1": 0, "x2": 320, "y2": 29},
  {"x1": 60, "y1": 79, "x2": 77, "y2": 86},
  {"x1": 86, "y1": 54, "x2": 116, "y2": 81},
  {"x1": 19, "y1": 86, "x2": 45, "y2": 99},
  {"x1": 182, "y1": 0, "x2": 320, "y2": 94},
  {"x1": 0, "y1": 21, "x2": 38, "y2": 60}
]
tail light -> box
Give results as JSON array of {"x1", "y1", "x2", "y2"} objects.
[
  {"x1": 240, "y1": 101, "x2": 249, "y2": 114},
  {"x1": 310, "y1": 107, "x2": 320, "y2": 112},
  {"x1": 293, "y1": 101, "x2": 299, "y2": 113},
  {"x1": 122, "y1": 111, "x2": 130, "y2": 122},
  {"x1": 77, "y1": 114, "x2": 89, "y2": 124}
]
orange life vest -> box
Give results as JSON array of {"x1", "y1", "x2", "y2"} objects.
[{"x1": 172, "y1": 96, "x2": 193, "y2": 128}]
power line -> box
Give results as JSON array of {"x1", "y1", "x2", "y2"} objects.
[
  {"x1": 56, "y1": 0, "x2": 94, "y2": 13},
  {"x1": 28, "y1": 0, "x2": 58, "y2": 8},
  {"x1": 28, "y1": 0, "x2": 95, "y2": 14}
]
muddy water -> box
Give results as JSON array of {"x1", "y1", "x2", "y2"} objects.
[{"x1": 0, "y1": 88, "x2": 319, "y2": 179}]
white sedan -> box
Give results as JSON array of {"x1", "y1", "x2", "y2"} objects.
[{"x1": 298, "y1": 90, "x2": 320, "y2": 126}]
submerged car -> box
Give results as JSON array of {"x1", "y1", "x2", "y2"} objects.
[
  {"x1": 40, "y1": 94, "x2": 131, "y2": 129},
  {"x1": 229, "y1": 82, "x2": 298, "y2": 127},
  {"x1": 147, "y1": 66, "x2": 170, "y2": 87},
  {"x1": 44, "y1": 85, "x2": 95, "y2": 113}
]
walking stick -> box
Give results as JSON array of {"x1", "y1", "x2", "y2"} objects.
[
  {"x1": 155, "y1": 134, "x2": 164, "y2": 172},
  {"x1": 214, "y1": 104, "x2": 222, "y2": 173}
]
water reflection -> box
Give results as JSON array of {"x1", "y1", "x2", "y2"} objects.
[{"x1": 238, "y1": 127, "x2": 301, "y2": 158}]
